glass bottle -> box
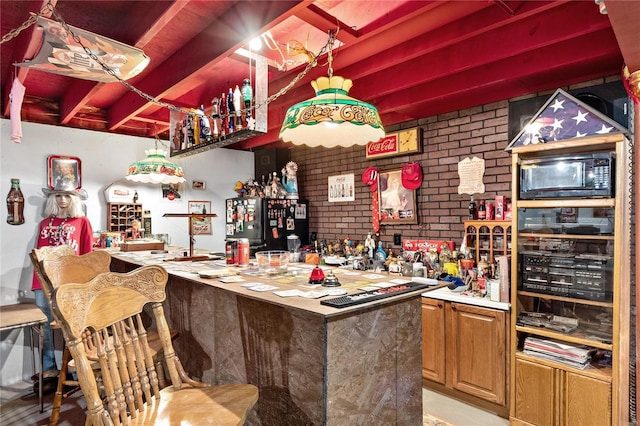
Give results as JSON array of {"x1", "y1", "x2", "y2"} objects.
[
  {"x1": 477, "y1": 200, "x2": 486, "y2": 220},
  {"x1": 468, "y1": 196, "x2": 477, "y2": 220},
  {"x1": 6, "y1": 178, "x2": 25, "y2": 225}
]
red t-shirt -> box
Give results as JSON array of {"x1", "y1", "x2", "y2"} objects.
[{"x1": 31, "y1": 216, "x2": 94, "y2": 291}]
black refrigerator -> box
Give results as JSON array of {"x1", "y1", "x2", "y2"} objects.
[{"x1": 225, "y1": 197, "x2": 309, "y2": 253}]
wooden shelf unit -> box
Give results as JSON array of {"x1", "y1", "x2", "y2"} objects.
[
  {"x1": 107, "y1": 203, "x2": 142, "y2": 235},
  {"x1": 509, "y1": 134, "x2": 630, "y2": 426},
  {"x1": 464, "y1": 220, "x2": 512, "y2": 265}
]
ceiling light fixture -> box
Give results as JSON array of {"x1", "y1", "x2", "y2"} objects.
[
  {"x1": 279, "y1": 30, "x2": 385, "y2": 148},
  {"x1": 126, "y1": 134, "x2": 185, "y2": 184}
]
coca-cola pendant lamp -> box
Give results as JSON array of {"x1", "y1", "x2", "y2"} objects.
[{"x1": 279, "y1": 31, "x2": 384, "y2": 148}]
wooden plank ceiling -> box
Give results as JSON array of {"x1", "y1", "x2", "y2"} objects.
[{"x1": 0, "y1": 0, "x2": 631, "y2": 150}]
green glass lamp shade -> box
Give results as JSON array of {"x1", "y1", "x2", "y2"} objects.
[
  {"x1": 126, "y1": 148, "x2": 185, "y2": 184},
  {"x1": 279, "y1": 76, "x2": 384, "y2": 147}
]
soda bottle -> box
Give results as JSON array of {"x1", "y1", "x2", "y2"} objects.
[
  {"x1": 468, "y1": 196, "x2": 477, "y2": 220},
  {"x1": 6, "y1": 178, "x2": 25, "y2": 225},
  {"x1": 477, "y1": 200, "x2": 486, "y2": 220}
]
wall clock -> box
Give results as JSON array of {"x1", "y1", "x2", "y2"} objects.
[{"x1": 399, "y1": 128, "x2": 419, "y2": 152}]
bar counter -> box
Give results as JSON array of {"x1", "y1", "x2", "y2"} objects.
[{"x1": 108, "y1": 248, "x2": 444, "y2": 425}]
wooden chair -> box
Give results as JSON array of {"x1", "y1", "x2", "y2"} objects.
[
  {"x1": 50, "y1": 265, "x2": 258, "y2": 425},
  {"x1": 30, "y1": 247, "x2": 111, "y2": 426}
]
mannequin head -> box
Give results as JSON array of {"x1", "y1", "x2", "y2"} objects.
[{"x1": 44, "y1": 192, "x2": 85, "y2": 218}]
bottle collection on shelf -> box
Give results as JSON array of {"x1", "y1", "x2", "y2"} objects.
[
  {"x1": 468, "y1": 195, "x2": 511, "y2": 220},
  {"x1": 173, "y1": 78, "x2": 254, "y2": 151}
]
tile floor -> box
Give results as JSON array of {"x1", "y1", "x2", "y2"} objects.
[
  {"x1": 422, "y1": 388, "x2": 510, "y2": 426},
  {"x1": 1, "y1": 380, "x2": 510, "y2": 426}
]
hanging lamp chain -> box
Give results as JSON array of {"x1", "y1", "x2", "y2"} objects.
[{"x1": 1, "y1": 1, "x2": 339, "y2": 125}]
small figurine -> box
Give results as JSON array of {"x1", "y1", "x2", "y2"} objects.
[
  {"x1": 365, "y1": 233, "x2": 375, "y2": 259},
  {"x1": 375, "y1": 241, "x2": 387, "y2": 261},
  {"x1": 281, "y1": 161, "x2": 299, "y2": 199},
  {"x1": 234, "y1": 181, "x2": 247, "y2": 197}
]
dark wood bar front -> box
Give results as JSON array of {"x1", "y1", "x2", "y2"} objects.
[{"x1": 110, "y1": 250, "x2": 439, "y2": 425}]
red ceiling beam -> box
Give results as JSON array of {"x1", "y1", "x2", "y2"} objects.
[
  {"x1": 294, "y1": 3, "x2": 359, "y2": 44},
  {"x1": 604, "y1": 0, "x2": 640, "y2": 72}
]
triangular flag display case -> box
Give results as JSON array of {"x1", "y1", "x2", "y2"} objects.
[
  {"x1": 508, "y1": 91, "x2": 631, "y2": 425},
  {"x1": 507, "y1": 88, "x2": 629, "y2": 150}
]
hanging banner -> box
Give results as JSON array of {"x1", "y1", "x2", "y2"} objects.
[{"x1": 16, "y1": 15, "x2": 149, "y2": 82}]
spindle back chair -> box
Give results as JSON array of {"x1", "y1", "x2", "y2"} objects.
[{"x1": 51, "y1": 265, "x2": 258, "y2": 425}]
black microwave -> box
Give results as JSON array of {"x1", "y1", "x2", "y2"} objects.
[{"x1": 519, "y1": 152, "x2": 614, "y2": 199}]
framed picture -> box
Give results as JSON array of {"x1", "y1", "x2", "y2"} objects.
[
  {"x1": 192, "y1": 180, "x2": 206, "y2": 190},
  {"x1": 377, "y1": 168, "x2": 418, "y2": 225},
  {"x1": 328, "y1": 173, "x2": 355, "y2": 202},
  {"x1": 188, "y1": 200, "x2": 212, "y2": 235},
  {"x1": 48, "y1": 155, "x2": 81, "y2": 190}
]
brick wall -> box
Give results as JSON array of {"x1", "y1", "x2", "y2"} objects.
[{"x1": 290, "y1": 100, "x2": 511, "y2": 252}]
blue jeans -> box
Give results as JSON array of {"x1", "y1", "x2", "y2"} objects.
[{"x1": 34, "y1": 289, "x2": 57, "y2": 372}]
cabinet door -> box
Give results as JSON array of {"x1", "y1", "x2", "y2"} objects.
[
  {"x1": 514, "y1": 358, "x2": 556, "y2": 426},
  {"x1": 562, "y1": 372, "x2": 611, "y2": 426},
  {"x1": 421, "y1": 298, "x2": 445, "y2": 384},
  {"x1": 446, "y1": 303, "x2": 506, "y2": 404}
]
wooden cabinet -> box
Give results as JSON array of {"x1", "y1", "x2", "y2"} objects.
[
  {"x1": 107, "y1": 203, "x2": 142, "y2": 235},
  {"x1": 422, "y1": 298, "x2": 509, "y2": 415},
  {"x1": 464, "y1": 220, "x2": 511, "y2": 265},
  {"x1": 513, "y1": 358, "x2": 611, "y2": 426},
  {"x1": 448, "y1": 302, "x2": 506, "y2": 405},
  {"x1": 421, "y1": 298, "x2": 445, "y2": 383},
  {"x1": 509, "y1": 135, "x2": 630, "y2": 426}
]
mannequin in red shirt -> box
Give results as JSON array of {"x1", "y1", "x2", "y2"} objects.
[{"x1": 32, "y1": 187, "x2": 93, "y2": 378}]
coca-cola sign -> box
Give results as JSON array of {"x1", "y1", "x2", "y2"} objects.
[{"x1": 366, "y1": 135, "x2": 397, "y2": 158}]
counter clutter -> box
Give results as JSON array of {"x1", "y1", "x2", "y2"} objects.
[
  {"x1": 106, "y1": 246, "x2": 509, "y2": 311},
  {"x1": 109, "y1": 247, "x2": 443, "y2": 304}
]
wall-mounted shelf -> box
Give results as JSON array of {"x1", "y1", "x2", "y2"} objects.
[{"x1": 170, "y1": 129, "x2": 265, "y2": 158}]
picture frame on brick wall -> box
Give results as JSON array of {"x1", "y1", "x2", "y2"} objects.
[
  {"x1": 377, "y1": 168, "x2": 418, "y2": 225},
  {"x1": 328, "y1": 173, "x2": 355, "y2": 202}
]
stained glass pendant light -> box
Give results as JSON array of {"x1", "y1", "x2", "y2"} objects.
[
  {"x1": 279, "y1": 31, "x2": 384, "y2": 147},
  {"x1": 126, "y1": 147, "x2": 185, "y2": 184}
]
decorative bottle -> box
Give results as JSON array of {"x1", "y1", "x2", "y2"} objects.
[
  {"x1": 6, "y1": 178, "x2": 25, "y2": 225},
  {"x1": 220, "y1": 92, "x2": 228, "y2": 137},
  {"x1": 468, "y1": 196, "x2": 477, "y2": 220},
  {"x1": 233, "y1": 85, "x2": 243, "y2": 130},
  {"x1": 227, "y1": 88, "x2": 235, "y2": 133},
  {"x1": 241, "y1": 78, "x2": 253, "y2": 124},
  {"x1": 477, "y1": 200, "x2": 486, "y2": 220}
]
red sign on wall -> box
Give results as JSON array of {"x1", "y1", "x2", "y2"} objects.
[{"x1": 366, "y1": 135, "x2": 398, "y2": 158}]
